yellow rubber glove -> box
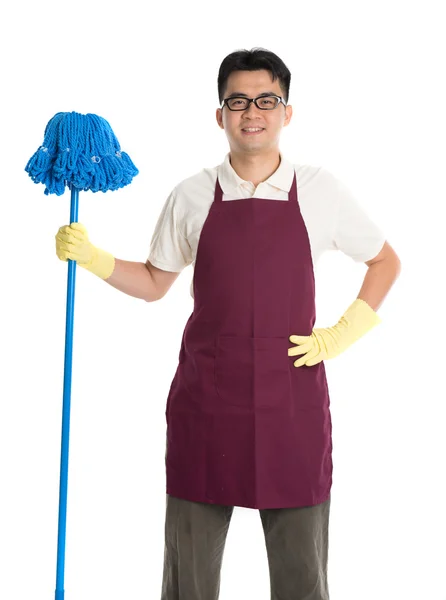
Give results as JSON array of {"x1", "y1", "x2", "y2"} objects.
[
  {"x1": 55, "y1": 222, "x2": 115, "y2": 280},
  {"x1": 288, "y1": 298, "x2": 381, "y2": 367}
]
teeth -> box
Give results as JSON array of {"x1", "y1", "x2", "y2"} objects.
[{"x1": 243, "y1": 128, "x2": 263, "y2": 132}]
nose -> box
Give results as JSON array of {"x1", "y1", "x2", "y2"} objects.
[
  {"x1": 241, "y1": 102, "x2": 264, "y2": 121},
  {"x1": 245, "y1": 100, "x2": 262, "y2": 114}
]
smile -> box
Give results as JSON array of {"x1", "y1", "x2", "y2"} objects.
[{"x1": 241, "y1": 128, "x2": 265, "y2": 135}]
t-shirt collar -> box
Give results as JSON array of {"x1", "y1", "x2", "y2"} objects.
[{"x1": 218, "y1": 151, "x2": 294, "y2": 195}]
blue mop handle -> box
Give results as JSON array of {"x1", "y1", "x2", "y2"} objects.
[{"x1": 55, "y1": 186, "x2": 79, "y2": 600}]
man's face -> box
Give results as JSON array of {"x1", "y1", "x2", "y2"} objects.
[{"x1": 216, "y1": 69, "x2": 292, "y2": 154}]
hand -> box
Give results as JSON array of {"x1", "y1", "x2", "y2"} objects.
[
  {"x1": 288, "y1": 299, "x2": 381, "y2": 367},
  {"x1": 55, "y1": 222, "x2": 115, "y2": 279},
  {"x1": 56, "y1": 222, "x2": 94, "y2": 264}
]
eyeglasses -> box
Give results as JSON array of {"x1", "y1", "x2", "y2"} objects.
[{"x1": 221, "y1": 94, "x2": 286, "y2": 111}]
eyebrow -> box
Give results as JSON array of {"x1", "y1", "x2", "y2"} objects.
[{"x1": 225, "y1": 91, "x2": 278, "y2": 98}]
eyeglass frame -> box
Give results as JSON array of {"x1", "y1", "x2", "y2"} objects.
[{"x1": 220, "y1": 94, "x2": 287, "y2": 111}]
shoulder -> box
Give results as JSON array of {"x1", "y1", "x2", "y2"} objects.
[
  {"x1": 166, "y1": 165, "x2": 218, "y2": 228},
  {"x1": 290, "y1": 163, "x2": 340, "y2": 216},
  {"x1": 174, "y1": 164, "x2": 217, "y2": 197},
  {"x1": 293, "y1": 163, "x2": 324, "y2": 186},
  {"x1": 292, "y1": 163, "x2": 342, "y2": 194},
  {"x1": 292, "y1": 164, "x2": 360, "y2": 214},
  {"x1": 158, "y1": 165, "x2": 217, "y2": 240}
]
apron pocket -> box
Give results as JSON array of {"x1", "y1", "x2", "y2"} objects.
[{"x1": 214, "y1": 335, "x2": 291, "y2": 409}]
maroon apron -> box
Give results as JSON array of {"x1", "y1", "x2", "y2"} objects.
[{"x1": 165, "y1": 171, "x2": 333, "y2": 509}]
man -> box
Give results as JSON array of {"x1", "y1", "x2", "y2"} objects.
[{"x1": 55, "y1": 48, "x2": 401, "y2": 600}]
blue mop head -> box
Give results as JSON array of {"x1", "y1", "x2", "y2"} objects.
[{"x1": 25, "y1": 111, "x2": 139, "y2": 195}]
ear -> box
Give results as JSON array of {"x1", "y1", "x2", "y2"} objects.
[
  {"x1": 216, "y1": 108, "x2": 224, "y2": 129},
  {"x1": 284, "y1": 104, "x2": 293, "y2": 126}
]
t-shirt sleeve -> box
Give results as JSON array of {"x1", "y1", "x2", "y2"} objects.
[
  {"x1": 146, "y1": 188, "x2": 192, "y2": 272},
  {"x1": 326, "y1": 169, "x2": 386, "y2": 262}
]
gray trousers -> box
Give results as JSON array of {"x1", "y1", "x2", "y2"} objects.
[{"x1": 160, "y1": 492, "x2": 330, "y2": 600}]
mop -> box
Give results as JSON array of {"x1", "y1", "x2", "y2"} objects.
[{"x1": 25, "y1": 112, "x2": 138, "y2": 600}]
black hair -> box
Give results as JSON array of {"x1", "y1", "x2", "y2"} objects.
[{"x1": 217, "y1": 47, "x2": 291, "y2": 105}]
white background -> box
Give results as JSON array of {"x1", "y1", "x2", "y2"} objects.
[{"x1": 1, "y1": 1, "x2": 445, "y2": 599}]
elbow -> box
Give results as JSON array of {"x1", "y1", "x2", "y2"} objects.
[
  {"x1": 393, "y1": 256, "x2": 402, "y2": 279},
  {"x1": 144, "y1": 263, "x2": 163, "y2": 302},
  {"x1": 145, "y1": 291, "x2": 163, "y2": 303}
]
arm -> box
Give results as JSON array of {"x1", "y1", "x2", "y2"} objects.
[
  {"x1": 104, "y1": 259, "x2": 180, "y2": 302},
  {"x1": 289, "y1": 241, "x2": 402, "y2": 367},
  {"x1": 358, "y1": 241, "x2": 401, "y2": 310},
  {"x1": 55, "y1": 222, "x2": 181, "y2": 302}
]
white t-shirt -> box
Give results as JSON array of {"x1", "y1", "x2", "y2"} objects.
[{"x1": 147, "y1": 152, "x2": 386, "y2": 299}]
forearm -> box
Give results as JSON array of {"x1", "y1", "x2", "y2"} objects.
[
  {"x1": 357, "y1": 257, "x2": 401, "y2": 311},
  {"x1": 103, "y1": 258, "x2": 160, "y2": 302},
  {"x1": 290, "y1": 249, "x2": 401, "y2": 366}
]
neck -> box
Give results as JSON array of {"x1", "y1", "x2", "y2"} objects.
[{"x1": 229, "y1": 149, "x2": 281, "y2": 188}]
